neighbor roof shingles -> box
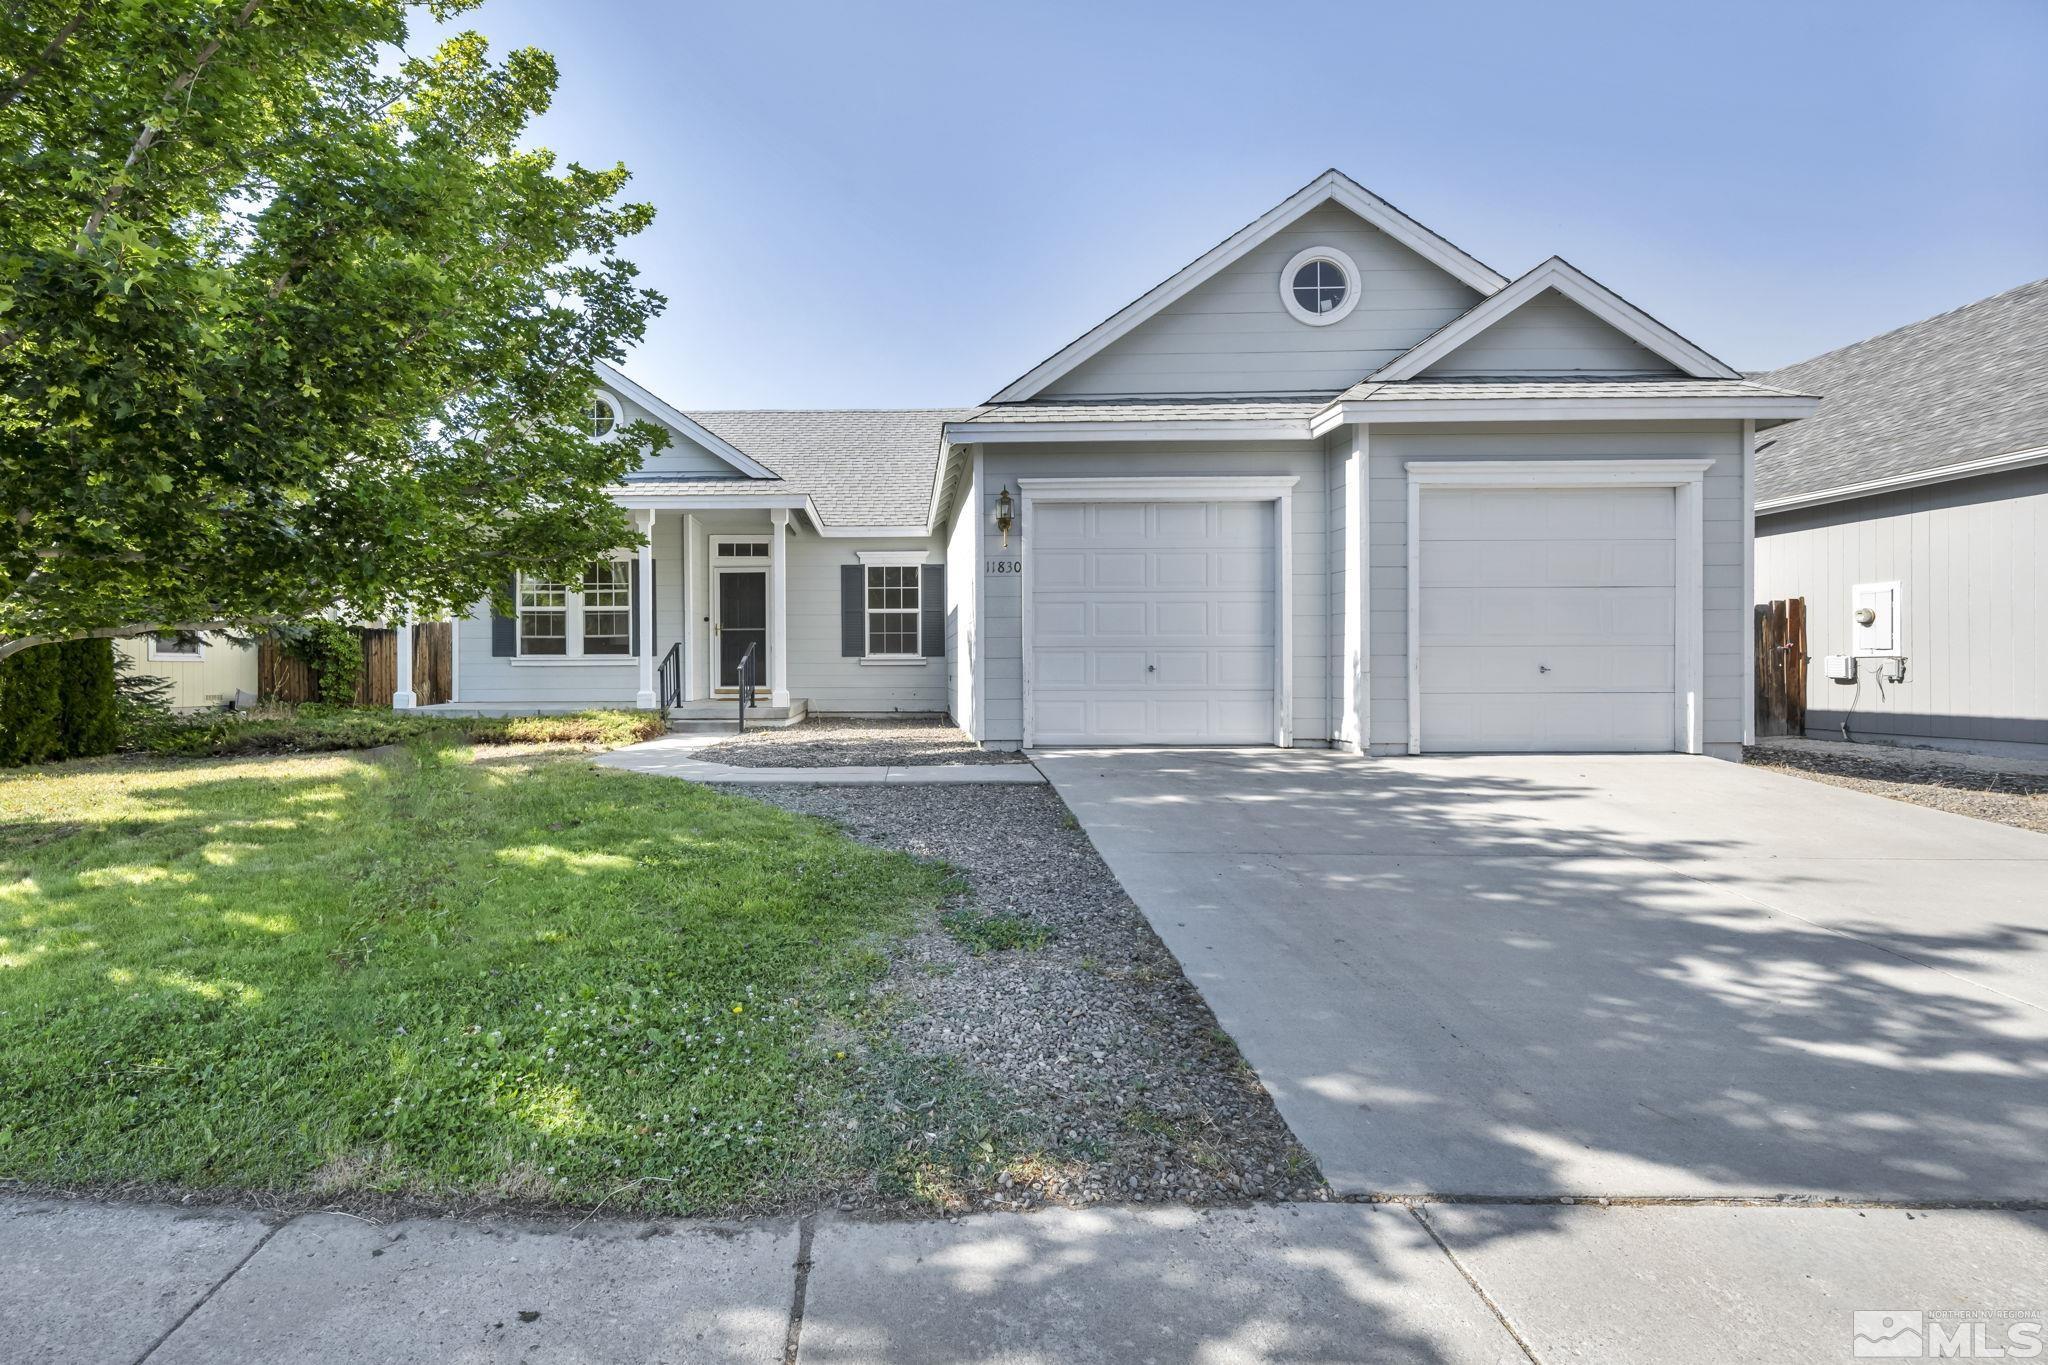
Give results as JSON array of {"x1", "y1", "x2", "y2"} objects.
[
  {"x1": 1754, "y1": 277, "x2": 2048, "y2": 504},
  {"x1": 684, "y1": 409, "x2": 972, "y2": 528}
]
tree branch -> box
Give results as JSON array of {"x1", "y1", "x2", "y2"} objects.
[
  {"x1": 0, "y1": 4, "x2": 94, "y2": 115},
  {"x1": 0, "y1": 617, "x2": 286, "y2": 662}
]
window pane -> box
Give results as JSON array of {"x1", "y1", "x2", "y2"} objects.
[
  {"x1": 521, "y1": 611, "x2": 566, "y2": 654},
  {"x1": 521, "y1": 578, "x2": 566, "y2": 608},
  {"x1": 867, "y1": 610, "x2": 918, "y2": 656},
  {"x1": 585, "y1": 400, "x2": 614, "y2": 438}
]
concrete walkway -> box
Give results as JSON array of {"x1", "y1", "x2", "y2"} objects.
[
  {"x1": 12, "y1": 1193, "x2": 2046, "y2": 1363},
  {"x1": 593, "y1": 734, "x2": 1045, "y2": 785}
]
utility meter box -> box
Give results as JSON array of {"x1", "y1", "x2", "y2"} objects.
[{"x1": 1851, "y1": 581, "x2": 1899, "y2": 655}]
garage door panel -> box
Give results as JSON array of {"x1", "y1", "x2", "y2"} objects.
[
  {"x1": 1419, "y1": 485, "x2": 1679, "y2": 753},
  {"x1": 1031, "y1": 498, "x2": 1276, "y2": 745}
]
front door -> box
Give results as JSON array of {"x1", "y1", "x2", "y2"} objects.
[{"x1": 715, "y1": 570, "x2": 768, "y2": 690}]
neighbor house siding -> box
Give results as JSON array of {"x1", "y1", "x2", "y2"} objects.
[
  {"x1": 1756, "y1": 465, "x2": 2048, "y2": 753},
  {"x1": 1419, "y1": 289, "x2": 1681, "y2": 376},
  {"x1": 1042, "y1": 203, "x2": 1483, "y2": 398},
  {"x1": 1364, "y1": 421, "x2": 1750, "y2": 757},
  {"x1": 785, "y1": 533, "x2": 950, "y2": 715},
  {"x1": 115, "y1": 634, "x2": 260, "y2": 711},
  {"x1": 976, "y1": 440, "x2": 1332, "y2": 749}
]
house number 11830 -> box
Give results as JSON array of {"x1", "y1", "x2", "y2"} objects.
[{"x1": 985, "y1": 559, "x2": 1021, "y2": 575}]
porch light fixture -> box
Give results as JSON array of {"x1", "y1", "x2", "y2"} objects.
[{"x1": 995, "y1": 486, "x2": 1014, "y2": 548}]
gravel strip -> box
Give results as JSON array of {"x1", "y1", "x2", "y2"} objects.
[
  {"x1": 1744, "y1": 738, "x2": 2048, "y2": 836},
  {"x1": 691, "y1": 716, "x2": 1025, "y2": 768},
  {"x1": 731, "y1": 782, "x2": 1327, "y2": 1216}
]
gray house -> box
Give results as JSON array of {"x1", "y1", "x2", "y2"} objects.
[
  {"x1": 1754, "y1": 279, "x2": 2047, "y2": 757},
  {"x1": 409, "y1": 170, "x2": 1817, "y2": 757}
]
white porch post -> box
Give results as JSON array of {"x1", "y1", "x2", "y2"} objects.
[
  {"x1": 682, "y1": 513, "x2": 703, "y2": 701},
  {"x1": 635, "y1": 508, "x2": 658, "y2": 709},
  {"x1": 391, "y1": 613, "x2": 417, "y2": 710},
  {"x1": 768, "y1": 507, "x2": 791, "y2": 707}
]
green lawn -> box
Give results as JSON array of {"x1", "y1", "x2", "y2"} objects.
[{"x1": 0, "y1": 742, "x2": 950, "y2": 1212}]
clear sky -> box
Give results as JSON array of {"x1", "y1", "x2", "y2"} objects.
[{"x1": 426, "y1": 0, "x2": 2048, "y2": 408}]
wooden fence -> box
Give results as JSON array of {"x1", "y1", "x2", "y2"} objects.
[
  {"x1": 1754, "y1": 597, "x2": 1807, "y2": 737},
  {"x1": 258, "y1": 623, "x2": 454, "y2": 707}
]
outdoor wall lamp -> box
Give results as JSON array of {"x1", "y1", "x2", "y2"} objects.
[{"x1": 994, "y1": 486, "x2": 1014, "y2": 548}]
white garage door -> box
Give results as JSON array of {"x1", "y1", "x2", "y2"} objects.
[
  {"x1": 1418, "y1": 486, "x2": 1677, "y2": 752},
  {"x1": 1030, "y1": 500, "x2": 1276, "y2": 745}
]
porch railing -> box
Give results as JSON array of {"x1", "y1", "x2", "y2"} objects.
[
  {"x1": 735, "y1": 642, "x2": 757, "y2": 733},
  {"x1": 657, "y1": 642, "x2": 682, "y2": 709}
]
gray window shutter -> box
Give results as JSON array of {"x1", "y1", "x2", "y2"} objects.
[
  {"x1": 921, "y1": 564, "x2": 945, "y2": 658},
  {"x1": 629, "y1": 555, "x2": 641, "y2": 656},
  {"x1": 491, "y1": 576, "x2": 517, "y2": 656},
  {"x1": 840, "y1": 564, "x2": 865, "y2": 657}
]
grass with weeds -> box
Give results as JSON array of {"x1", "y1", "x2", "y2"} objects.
[
  {"x1": 125, "y1": 706, "x2": 667, "y2": 759},
  {"x1": 939, "y1": 907, "x2": 1053, "y2": 956},
  {"x1": 0, "y1": 741, "x2": 949, "y2": 1213}
]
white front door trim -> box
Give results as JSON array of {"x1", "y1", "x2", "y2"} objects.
[
  {"x1": 1404, "y1": 459, "x2": 1711, "y2": 756},
  {"x1": 1017, "y1": 475, "x2": 1298, "y2": 749}
]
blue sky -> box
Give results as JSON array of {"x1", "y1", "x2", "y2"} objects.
[{"x1": 429, "y1": 0, "x2": 2048, "y2": 408}]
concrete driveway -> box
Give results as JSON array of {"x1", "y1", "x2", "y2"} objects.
[{"x1": 1036, "y1": 749, "x2": 2048, "y2": 1201}]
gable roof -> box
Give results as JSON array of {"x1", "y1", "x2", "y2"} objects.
[
  {"x1": 1369, "y1": 257, "x2": 1740, "y2": 382},
  {"x1": 1754, "y1": 278, "x2": 2048, "y2": 511},
  {"x1": 988, "y1": 169, "x2": 1510, "y2": 403},
  {"x1": 595, "y1": 360, "x2": 781, "y2": 480},
  {"x1": 688, "y1": 409, "x2": 973, "y2": 529}
]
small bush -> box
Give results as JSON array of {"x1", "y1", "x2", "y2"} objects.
[
  {"x1": 57, "y1": 639, "x2": 120, "y2": 758},
  {"x1": 940, "y1": 907, "x2": 1054, "y2": 956},
  {"x1": 123, "y1": 706, "x2": 668, "y2": 758},
  {"x1": 0, "y1": 645, "x2": 63, "y2": 767}
]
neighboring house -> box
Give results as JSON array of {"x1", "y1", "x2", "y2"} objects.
[
  {"x1": 417, "y1": 169, "x2": 1817, "y2": 757},
  {"x1": 114, "y1": 632, "x2": 259, "y2": 711},
  {"x1": 1753, "y1": 278, "x2": 2047, "y2": 757}
]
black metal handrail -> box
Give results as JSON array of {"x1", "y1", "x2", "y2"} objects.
[
  {"x1": 735, "y1": 642, "x2": 757, "y2": 732},
  {"x1": 656, "y1": 642, "x2": 682, "y2": 709}
]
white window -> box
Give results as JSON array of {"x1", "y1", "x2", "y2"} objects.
[
  {"x1": 1280, "y1": 246, "x2": 1361, "y2": 326},
  {"x1": 583, "y1": 390, "x2": 621, "y2": 439},
  {"x1": 715, "y1": 541, "x2": 769, "y2": 558},
  {"x1": 518, "y1": 559, "x2": 633, "y2": 658},
  {"x1": 146, "y1": 632, "x2": 204, "y2": 662},
  {"x1": 866, "y1": 565, "x2": 920, "y2": 658}
]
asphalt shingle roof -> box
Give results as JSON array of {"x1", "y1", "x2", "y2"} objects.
[
  {"x1": 1754, "y1": 278, "x2": 2048, "y2": 504},
  {"x1": 958, "y1": 397, "x2": 1327, "y2": 424},
  {"x1": 685, "y1": 409, "x2": 972, "y2": 528}
]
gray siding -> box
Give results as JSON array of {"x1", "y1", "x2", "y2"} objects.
[
  {"x1": 1420, "y1": 288, "x2": 1679, "y2": 376},
  {"x1": 786, "y1": 533, "x2": 950, "y2": 715},
  {"x1": 1043, "y1": 203, "x2": 1482, "y2": 398},
  {"x1": 1756, "y1": 465, "x2": 2048, "y2": 752},
  {"x1": 976, "y1": 441, "x2": 1333, "y2": 748},
  {"x1": 610, "y1": 388, "x2": 752, "y2": 480},
  {"x1": 1364, "y1": 422, "x2": 1750, "y2": 757}
]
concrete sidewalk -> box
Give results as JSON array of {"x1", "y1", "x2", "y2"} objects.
[
  {"x1": 593, "y1": 734, "x2": 1046, "y2": 785},
  {"x1": 9, "y1": 1193, "x2": 2046, "y2": 1363}
]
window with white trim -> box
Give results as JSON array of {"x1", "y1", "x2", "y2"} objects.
[
  {"x1": 147, "y1": 631, "x2": 204, "y2": 661},
  {"x1": 865, "y1": 565, "x2": 920, "y2": 658},
  {"x1": 583, "y1": 390, "x2": 620, "y2": 439},
  {"x1": 517, "y1": 559, "x2": 633, "y2": 657}
]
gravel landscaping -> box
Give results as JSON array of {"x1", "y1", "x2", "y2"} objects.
[
  {"x1": 690, "y1": 716, "x2": 1026, "y2": 768},
  {"x1": 1745, "y1": 737, "x2": 2048, "y2": 836},
  {"x1": 730, "y1": 781, "x2": 1328, "y2": 1215}
]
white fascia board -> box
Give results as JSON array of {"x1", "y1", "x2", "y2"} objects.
[
  {"x1": 1755, "y1": 443, "x2": 2048, "y2": 514},
  {"x1": 987, "y1": 170, "x2": 1508, "y2": 404},
  {"x1": 593, "y1": 360, "x2": 781, "y2": 480},
  {"x1": 1315, "y1": 395, "x2": 1819, "y2": 432},
  {"x1": 947, "y1": 419, "x2": 1315, "y2": 444},
  {"x1": 1368, "y1": 257, "x2": 1743, "y2": 382},
  {"x1": 923, "y1": 439, "x2": 963, "y2": 535},
  {"x1": 815, "y1": 524, "x2": 932, "y2": 540}
]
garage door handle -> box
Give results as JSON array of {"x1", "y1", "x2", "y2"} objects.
[
  {"x1": 1538, "y1": 664, "x2": 1551, "y2": 673},
  {"x1": 1147, "y1": 664, "x2": 1156, "y2": 673}
]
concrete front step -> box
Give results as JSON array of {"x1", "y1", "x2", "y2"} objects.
[{"x1": 667, "y1": 698, "x2": 807, "y2": 730}]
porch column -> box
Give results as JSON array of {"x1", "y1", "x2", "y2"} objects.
[
  {"x1": 682, "y1": 513, "x2": 702, "y2": 701},
  {"x1": 768, "y1": 507, "x2": 791, "y2": 707},
  {"x1": 635, "y1": 507, "x2": 658, "y2": 709},
  {"x1": 391, "y1": 613, "x2": 417, "y2": 710}
]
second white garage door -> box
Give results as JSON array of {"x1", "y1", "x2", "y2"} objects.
[
  {"x1": 1030, "y1": 500, "x2": 1276, "y2": 745},
  {"x1": 1417, "y1": 485, "x2": 1678, "y2": 752}
]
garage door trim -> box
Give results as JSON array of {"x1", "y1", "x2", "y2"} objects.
[
  {"x1": 1404, "y1": 459, "x2": 1711, "y2": 756},
  {"x1": 1018, "y1": 475, "x2": 1298, "y2": 749}
]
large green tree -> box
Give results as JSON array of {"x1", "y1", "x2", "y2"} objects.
[{"x1": 0, "y1": 1, "x2": 666, "y2": 659}]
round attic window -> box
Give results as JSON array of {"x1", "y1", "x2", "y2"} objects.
[
  {"x1": 583, "y1": 390, "x2": 621, "y2": 439},
  {"x1": 1281, "y1": 246, "x2": 1361, "y2": 326}
]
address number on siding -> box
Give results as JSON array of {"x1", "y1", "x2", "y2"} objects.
[{"x1": 985, "y1": 559, "x2": 1021, "y2": 575}]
